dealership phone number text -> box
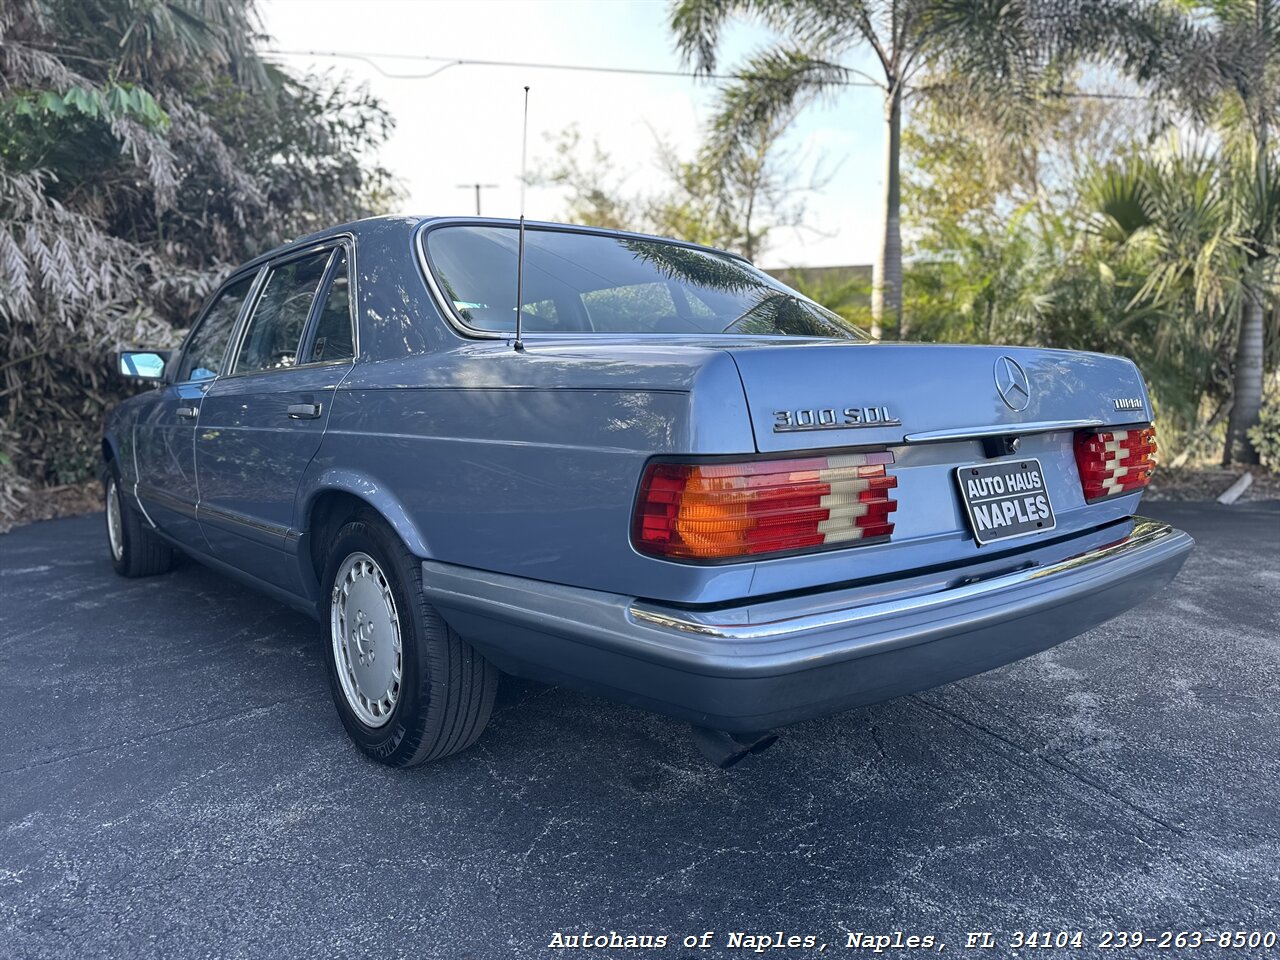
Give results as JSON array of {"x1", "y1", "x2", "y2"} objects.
[{"x1": 1000, "y1": 930, "x2": 1279, "y2": 951}]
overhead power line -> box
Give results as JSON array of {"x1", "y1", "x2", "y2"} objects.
[
  {"x1": 263, "y1": 48, "x2": 885, "y2": 87},
  {"x1": 263, "y1": 47, "x2": 1149, "y2": 101}
]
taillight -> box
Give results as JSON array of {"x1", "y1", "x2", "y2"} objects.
[
  {"x1": 1073, "y1": 425, "x2": 1157, "y2": 502},
  {"x1": 633, "y1": 452, "x2": 898, "y2": 561}
]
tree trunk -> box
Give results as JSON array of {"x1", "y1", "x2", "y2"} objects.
[
  {"x1": 871, "y1": 84, "x2": 903, "y2": 341},
  {"x1": 743, "y1": 168, "x2": 757, "y2": 262},
  {"x1": 1224, "y1": 289, "x2": 1265, "y2": 465},
  {"x1": 1227, "y1": 19, "x2": 1271, "y2": 467}
]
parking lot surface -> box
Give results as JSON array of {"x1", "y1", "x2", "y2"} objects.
[{"x1": 1, "y1": 502, "x2": 1277, "y2": 958}]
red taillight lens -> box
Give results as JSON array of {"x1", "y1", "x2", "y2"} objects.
[
  {"x1": 633, "y1": 452, "x2": 898, "y2": 561},
  {"x1": 1073, "y1": 425, "x2": 1158, "y2": 502}
]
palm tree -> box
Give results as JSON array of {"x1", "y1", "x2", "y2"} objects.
[
  {"x1": 669, "y1": 0, "x2": 1153, "y2": 339},
  {"x1": 1134, "y1": 0, "x2": 1280, "y2": 464},
  {"x1": 1083, "y1": 143, "x2": 1256, "y2": 451}
]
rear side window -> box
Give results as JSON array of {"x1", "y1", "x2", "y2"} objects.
[
  {"x1": 233, "y1": 250, "x2": 332, "y2": 374},
  {"x1": 303, "y1": 248, "x2": 355, "y2": 363},
  {"x1": 176, "y1": 274, "x2": 255, "y2": 382}
]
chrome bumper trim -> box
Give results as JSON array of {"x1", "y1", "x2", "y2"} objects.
[{"x1": 629, "y1": 517, "x2": 1183, "y2": 640}]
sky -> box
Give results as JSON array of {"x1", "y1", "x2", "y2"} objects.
[{"x1": 257, "y1": 0, "x2": 887, "y2": 268}]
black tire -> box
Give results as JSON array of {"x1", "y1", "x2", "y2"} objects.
[
  {"x1": 321, "y1": 512, "x2": 498, "y2": 767},
  {"x1": 104, "y1": 466, "x2": 174, "y2": 578}
]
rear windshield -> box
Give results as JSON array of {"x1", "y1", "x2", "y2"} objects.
[{"x1": 422, "y1": 224, "x2": 866, "y2": 339}]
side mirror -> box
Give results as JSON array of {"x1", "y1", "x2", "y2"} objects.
[{"x1": 118, "y1": 349, "x2": 170, "y2": 381}]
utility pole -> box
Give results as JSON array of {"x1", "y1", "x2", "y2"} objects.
[{"x1": 456, "y1": 183, "x2": 499, "y2": 215}]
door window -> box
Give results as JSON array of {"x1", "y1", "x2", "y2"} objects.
[
  {"x1": 175, "y1": 274, "x2": 256, "y2": 382},
  {"x1": 233, "y1": 250, "x2": 333, "y2": 374},
  {"x1": 302, "y1": 248, "x2": 355, "y2": 363}
]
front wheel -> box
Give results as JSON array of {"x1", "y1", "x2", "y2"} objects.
[
  {"x1": 104, "y1": 469, "x2": 174, "y2": 578},
  {"x1": 322, "y1": 513, "x2": 498, "y2": 766}
]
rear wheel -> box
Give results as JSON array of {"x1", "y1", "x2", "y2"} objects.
[
  {"x1": 104, "y1": 469, "x2": 174, "y2": 578},
  {"x1": 322, "y1": 513, "x2": 497, "y2": 766}
]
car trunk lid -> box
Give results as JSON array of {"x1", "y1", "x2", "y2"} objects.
[
  {"x1": 726, "y1": 342, "x2": 1149, "y2": 454},
  {"x1": 717, "y1": 341, "x2": 1154, "y2": 593}
]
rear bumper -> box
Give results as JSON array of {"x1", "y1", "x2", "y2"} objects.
[{"x1": 422, "y1": 517, "x2": 1193, "y2": 732}]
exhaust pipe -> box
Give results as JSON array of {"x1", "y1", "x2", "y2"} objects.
[{"x1": 690, "y1": 726, "x2": 779, "y2": 769}]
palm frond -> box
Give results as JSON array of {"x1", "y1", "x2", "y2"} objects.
[
  {"x1": 705, "y1": 47, "x2": 850, "y2": 161},
  {"x1": 669, "y1": 0, "x2": 867, "y2": 73}
]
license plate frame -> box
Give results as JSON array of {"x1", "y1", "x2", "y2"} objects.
[{"x1": 955, "y1": 458, "x2": 1057, "y2": 546}]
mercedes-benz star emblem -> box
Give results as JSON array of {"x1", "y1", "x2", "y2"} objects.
[{"x1": 994, "y1": 356, "x2": 1031, "y2": 411}]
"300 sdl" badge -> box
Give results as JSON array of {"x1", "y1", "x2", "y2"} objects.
[{"x1": 773, "y1": 405, "x2": 901, "y2": 433}]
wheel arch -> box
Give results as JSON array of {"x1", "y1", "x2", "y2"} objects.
[
  {"x1": 101, "y1": 433, "x2": 130, "y2": 487},
  {"x1": 297, "y1": 471, "x2": 433, "y2": 602},
  {"x1": 101, "y1": 402, "x2": 136, "y2": 477}
]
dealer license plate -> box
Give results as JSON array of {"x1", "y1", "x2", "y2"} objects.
[{"x1": 955, "y1": 458, "x2": 1057, "y2": 545}]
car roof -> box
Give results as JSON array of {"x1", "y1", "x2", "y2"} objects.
[{"x1": 230, "y1": 214, "x2": 750, "y2": 279}]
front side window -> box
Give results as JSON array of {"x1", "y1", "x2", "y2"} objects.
[
  {"x1": 176, "y1": 274, "x2": 256, "y2": 382},
  {"x1": 233, "y1": 250, "x2": 332, "y2": 374},
  {"x1": 423, "y1": 224, "x2": 866, "y2": 339}
]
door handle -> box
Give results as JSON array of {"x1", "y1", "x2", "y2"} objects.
[
  {"x1": 176, "y1": 406, "x2": 199, "y2": 420},
  {"x1": 287, "y1": 402, "x2": 322, "y2": 420}
]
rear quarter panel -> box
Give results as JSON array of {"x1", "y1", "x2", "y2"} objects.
[{"x1": 301, "y1": 344, "x2": 761, "y2": 603}]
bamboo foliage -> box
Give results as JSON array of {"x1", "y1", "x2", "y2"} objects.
[{"x1": 0, "y1": 0, "x2": 395, "y2": 506}]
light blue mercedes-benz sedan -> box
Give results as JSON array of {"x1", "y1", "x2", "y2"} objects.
[{"x1": 103, "y1": 215, "x2": 1193, "y2": 768}]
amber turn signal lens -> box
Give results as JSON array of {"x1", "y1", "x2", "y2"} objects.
[{"x1": 633, "y1": 452, "x2": 897, "y2": 561}]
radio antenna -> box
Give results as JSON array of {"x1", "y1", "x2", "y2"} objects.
[{"x1": 513, "y1": 85, "x2": 530, "y2": 352}]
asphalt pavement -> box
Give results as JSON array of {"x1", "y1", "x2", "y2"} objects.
[{"x1": 1, "y1": 502, "x2": 1277, "y2": 959}]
